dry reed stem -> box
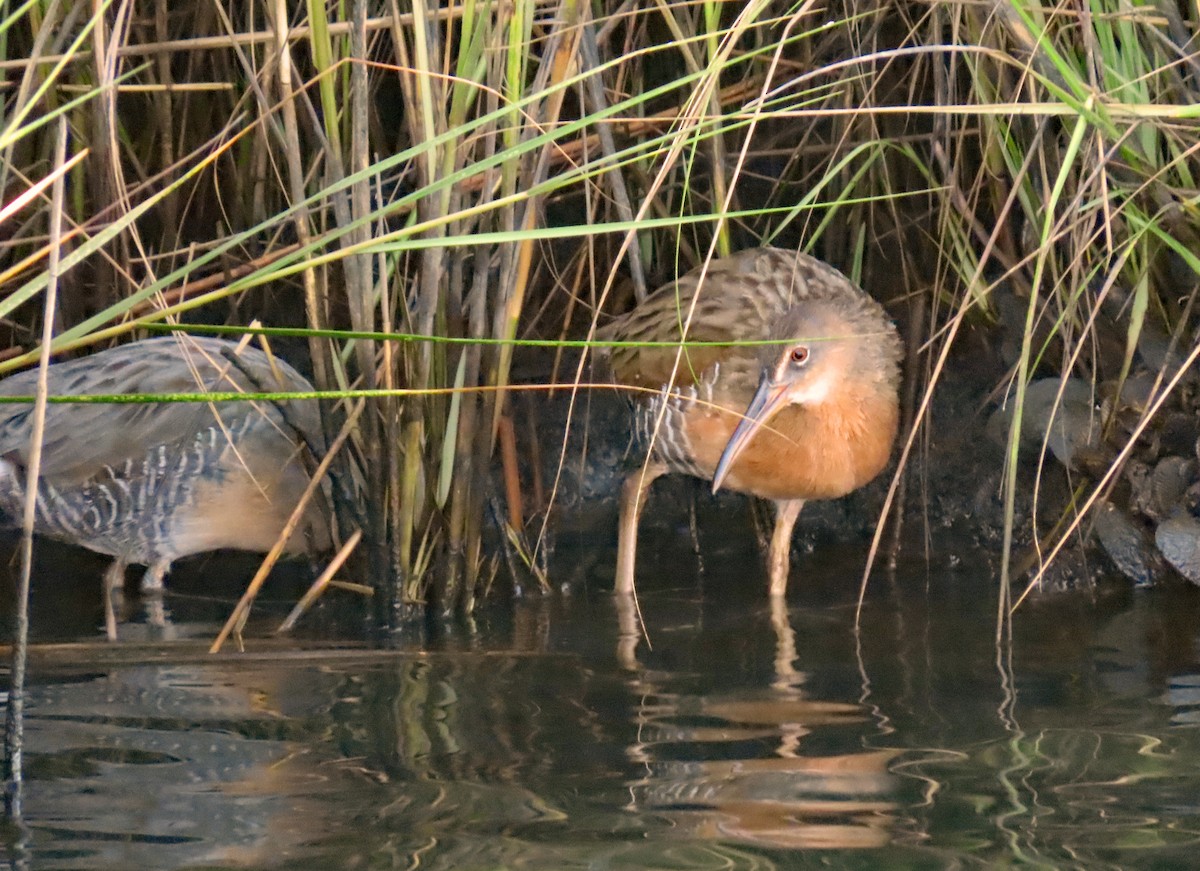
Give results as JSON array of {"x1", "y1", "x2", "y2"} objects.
[
  {"x1": 276, "y1": 528, "x2": 364, "y2": 634},
  {"x1": 498, "y1": 413, "x2": 524, "y2": 531},
  {"x1": 129, "y1": 244, "x2": 301, "y2": 316},
  {"x1": 0, "y1": 8, "x2": 473, "y2": 71}
]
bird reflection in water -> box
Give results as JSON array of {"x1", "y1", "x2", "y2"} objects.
[{"x1": 617, "y1": 593, "x2": 900, "y2": 850}]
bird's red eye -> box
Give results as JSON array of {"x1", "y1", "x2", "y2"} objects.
[{"x1": 789, "y1": 346, "x2": 809, "y2": 365}]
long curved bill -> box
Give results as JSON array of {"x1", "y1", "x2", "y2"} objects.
[{"x1": 712, "y1": 374, "x2": 788, "y2": 493}]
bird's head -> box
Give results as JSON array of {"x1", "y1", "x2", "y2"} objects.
[{"x1": 711, "y1": 299, "x2": 898, "y2": 492}]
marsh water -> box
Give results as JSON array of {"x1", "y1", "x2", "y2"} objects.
[{"x1": 2, "y1": 525, "x2": 1200, "y2": 870}]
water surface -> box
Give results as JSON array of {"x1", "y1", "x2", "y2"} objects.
[{"x1": 3, "y1": 536, "x2": 1200, "y2": 869}]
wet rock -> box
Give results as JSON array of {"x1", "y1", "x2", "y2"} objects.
[
  {"x1": 1150, "y1": 456, "x2": 1196, "y2": 521},
  {"x1": 1136, "y1": 319, "x2": 1179, "y2": 373},
  {"x1": 1155, "y1": 513, "x2": 1200, "y2": 586},
  {"x1": 989, "y1": 378, "x2": 1099, "y2": 469},
  {"x1": 1093, "y1": 501, "x2": 1162, "y2": 587},
  {"x1": 992, "y1": 281, "x2": 1058, "y2": 370},
  {"x1": 1030, "y1": 543, "x2": 1094, "y2": 593},
  {"x1": 1126, "y1": 459, "x2": 1154, "y2": 518},
  {"x1": 1186, "y1": 480, "x2": 1200, "y2": 514},
  {"x1": 1129, "y1": 455, "x2": 1197, "y2": 523},
  {"x1": 1103, "y1": 372, "x2": 1159, "y2": 415},
  {"x1": 1153, "y1": 412, "x2": 1195, "y2": 458},
  {"x1": 1097, "y1": 284, "x2": 1181, "y2": 373}
]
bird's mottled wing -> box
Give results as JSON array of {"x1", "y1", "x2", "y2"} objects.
[
  {"x1": 0, "y1": 337, "x2": 320, "y2": 485},
  {"x1": 601, "y1": 247, "x2": 858, "y2": 389}
]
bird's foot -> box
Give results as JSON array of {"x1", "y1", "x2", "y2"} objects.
[{"x1": 140, "y1": 560, "x2": 172, "y2": 592}]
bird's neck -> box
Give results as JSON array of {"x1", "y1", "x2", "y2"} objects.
[{"x1": 792, "y1": 381, "x2": 899, "y2": 493}]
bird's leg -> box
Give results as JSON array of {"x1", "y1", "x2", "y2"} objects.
[
  {"x1": 614, "y1": 590, "x2": 642, "y2": 672},
  {"x1": 615, "y1": 461, "x2": 668, "y2": 595},
  {"x1": 767, "y1": 499, "x2": 804, "y2": 597},
  {"x1": 687, "y1": 493, "x2": 701, "y2": 557},
  {"x1": 102, "y1": 560, "x2": 128, "y2": 641},
  {"x1": 140, "y1": 559, "x2": 171, "y2": 592},
  {"x1": 135, "y1": 560, "x2": 175, "y2": 639},
  {"x1": 687, "y1": 493, "x2": 705, "y2": 588},
  {"x1": 768, "y1": 594, "x2": 801, "y2": 689}
]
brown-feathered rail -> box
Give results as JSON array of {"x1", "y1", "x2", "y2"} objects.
[
  {"x1": 602, "y1": 247, "x2": 902, "y2": 597},
  {"x1": 0, "y1": 336, "x2": 330, "y2": 638}
]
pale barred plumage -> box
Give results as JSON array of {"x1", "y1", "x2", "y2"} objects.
[
  {"x1": 602, "y1": 247, "x2": 902, "y2": 596},
  {"x1": 0, "y1": 336, "x2": 330, "y2": 637},
  {"x1": 628, "y1": 362, "x2": 724, "y2": 481},
  {"x1": 19, "y1": 413, "x2": 255, "y2": 551}
]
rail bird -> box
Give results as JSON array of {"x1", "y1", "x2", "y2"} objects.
[
  {"x1": 0, "y1": 336, "x2": 330, "y2": 638},
  {"x1": 603, "y1": 247, "x2": 902, "y2": 597}
]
